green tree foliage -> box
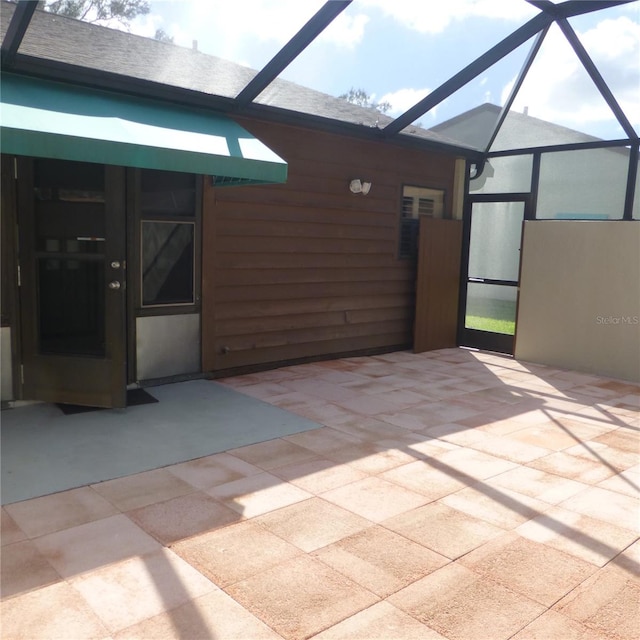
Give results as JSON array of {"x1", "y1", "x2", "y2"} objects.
[
  {"x1": 42, "y1": 0, "x2": 150, "y2": 26},
  {"x1": 339, "y1": 87, "x2": 391, "y2": 114}
]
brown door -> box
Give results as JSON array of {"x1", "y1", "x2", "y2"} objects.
[{"x1": 17, "y1": 158, "x2": 127, "y2": 408}]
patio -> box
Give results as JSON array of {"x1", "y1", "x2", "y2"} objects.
[{"x1": 1, "y1": 347, "x2": 639, "y2": 640}]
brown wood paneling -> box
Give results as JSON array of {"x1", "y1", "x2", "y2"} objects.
[
  {"x1": 217, "y1": 218, "x2": 393, "y2": 241},
  {"x1": 202, "y1": 118, "x2": 457, "y2": 374},
  {"x1": 215, "y1": 252, "x2": 403, "y2": 270},
  {"x1": 215, "y1": 332, "x2": 411, "y2": 371},
  {"x1": 214, "y1": 294, "x2": 413, "y2": 320},
  {"x1": 219, "y1": 267, "x2": 410, "y2": 286},
  {"x1": 215, "y1": 202, "x2": 398, "y2": 228},
  {"x1": 215, "y1": 306, "x2": 410, "y2": 337},
  {"x1": 216, "y1": 282, "x2": 413, "y2": 303},
  {"x1": 413, "y1": 217, "x2": 463, "y2": 352}
]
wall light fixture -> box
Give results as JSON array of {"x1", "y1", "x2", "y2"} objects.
[{"x1": 349, "y1": 179, "x2": 372, "y2": 195}]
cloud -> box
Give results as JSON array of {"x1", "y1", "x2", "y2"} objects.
[
  {"x1": 97, "y1": 9, "x2": 162, "y2": 35},
  {"x1": 131, "y1": 0, "x2": 368, "y2": 60},
  {"x1": 379, "y1": 87, "x2": 432, "y2": 116},
  {"x1": 318, "y1": 12, "x2": 370, "y2": 48},
  {"x1": 580, "y1": 16, "x2": 640, "y2": 127},
  {"x1": 360, "y1": 0, "x2": 537, "y2": 34},
  {"x1": 503, "y1": 17, "x2": 639, "y2": 131}
]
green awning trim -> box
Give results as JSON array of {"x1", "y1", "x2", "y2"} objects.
[{"x1": 0, "y1": 73, "x2": 287, "y2": 183}]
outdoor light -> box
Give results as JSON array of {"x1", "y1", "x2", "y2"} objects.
[
  {"x1": 349, "y1": 179, "x2": 372, "y2": 195},
  {"x1": 469, "y1": 160, "x2": 494, "y2": 191}
]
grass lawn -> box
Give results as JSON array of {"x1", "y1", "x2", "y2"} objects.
[
  {"x1": 465, "y1": 315, "x2": 515, "y2": 335},
  {"x1": 465, "y1": 296, "x2": 516, "y2": 335}
]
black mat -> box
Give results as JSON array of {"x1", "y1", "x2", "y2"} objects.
[{"x1": 56, "y1": 388, "x2": 158, "y2": 415}]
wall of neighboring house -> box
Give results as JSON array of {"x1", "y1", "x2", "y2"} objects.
[
  {"x1": 516, "y1": 220, "x2": 640, "y2": 382},
  {"x1": 201, "y1": 118, "x2": 458, "y2": 373}
]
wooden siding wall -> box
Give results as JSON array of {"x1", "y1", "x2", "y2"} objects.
[{"x1": 202, "y1": 119, "x2": 457, "y2": 373}]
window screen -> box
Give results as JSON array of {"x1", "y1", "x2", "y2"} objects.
[
  {"x1": 139, "y1": 169, "x2": 198, "y2": 309},
  {"x1": 141, "y1": 221, "x2": 194, "y2": 306}
]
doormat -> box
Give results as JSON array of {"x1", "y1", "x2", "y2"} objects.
[{"x1": 56, "y1": 388, "x2": 158, "y2": 415}]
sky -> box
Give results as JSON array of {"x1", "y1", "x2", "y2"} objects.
[{"x1": 119, "y1": 0, "x2": 640, "y2": 142}]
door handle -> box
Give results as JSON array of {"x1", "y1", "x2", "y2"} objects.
[{"x1": 108, "y1": 280, "x2": 121, "y2": 290}]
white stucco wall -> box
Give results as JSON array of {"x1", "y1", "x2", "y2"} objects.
[{"x1": 516, "y1": 221, "x2": 640, "y2": 382}]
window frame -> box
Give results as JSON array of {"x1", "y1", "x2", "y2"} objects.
[
  {"x1": 140, "y1": 219, "x2": 197, "y2": 308},
  {"x1": 133, "y1": 170, "x2": 202, "y2": 317},
  {"x1": 398, "y1": 184, "x2": 446, "y2": 260}
]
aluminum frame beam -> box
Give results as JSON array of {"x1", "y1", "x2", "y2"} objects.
[
  {"x1": 1, "y1": 0, "x2": 37, "y2": 67},
  {"x1": 386, "y1": 0, "x2": 637, "y2": 142},
  {"x1": 623, "y1": 144, "x2": 638, "y2": 220},
  {"x1": 383, "y1": 12, "x2": 554, "y2": 137},
  {"x1": 235, "y1": 0, "x2": 352, "y2": 106},
  {"x1": 527, "y1": 0, "x2": 637, "y2": 18},
  {"x1": 557, "y1": 17, "x2": 637, "y2": 138},
  {"x1": 484, "y1": 26, "x2": 549, "y2": 153}
]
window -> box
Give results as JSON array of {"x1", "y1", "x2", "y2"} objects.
[
  {"x1": 398, "y1": 186, "x2": 445, "y2": 259},
  {"x1": 139, "y1": 170, "x2": 199, "y2": 310}
]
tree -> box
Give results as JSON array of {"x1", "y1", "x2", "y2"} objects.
[
  {"x1": 154, "y1": 28, "x2": 174, "y2": 44},
  {"x1": 339, "y1": 87, "x2": 391, "y2": 114},
  {"x1": 41, "y1": 0, "x2": 150, "y2": 26}
]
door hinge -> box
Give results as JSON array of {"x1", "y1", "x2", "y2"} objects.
[
  {"x1": 17, "y1": 264, "x2": 21, "y2": 287},
  {"x1": 14, "y1": 157, "x2": 18, "y2": 180},
  {"x1": 20, "y1": 364, "x2": 24, "y2": 385}
]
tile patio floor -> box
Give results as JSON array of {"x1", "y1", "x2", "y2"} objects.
[{"x1": 1, "y1": 348, "x2": 639, "y2": 640}]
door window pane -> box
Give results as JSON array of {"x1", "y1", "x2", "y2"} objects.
[
  {"x1": 468, "y1": 201, "x2": 524, "y2": 282},
  {"x1": 465, "y1": 283, "x2": 517, "y2": 335},
  {"x1": 142, "y1": 221, "x2": 194, "y2": 306},
  {"x1": 141, "y1": 169, "x2": 196, "y2": 216},
  {"x1": 38, "y1": 258, "x2": 105, "y2": 356}
]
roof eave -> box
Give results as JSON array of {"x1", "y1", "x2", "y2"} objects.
[{"x1": 4, "y1": 53, "x2": 484, "y2": 162}]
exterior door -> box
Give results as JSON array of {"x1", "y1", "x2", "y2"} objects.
[
  {"x1": 459, "y1": 198, "x2": 527, "y2": 354},
  {"x1": 17, "y1": 158, "x2": 127, "y2": 408}
]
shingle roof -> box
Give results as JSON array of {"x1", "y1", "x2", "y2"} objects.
[
  {"x1": 0, "y1": 2, "x2": 477, "y2": 155},
  {"x1": 431, "y1": 103, "x2": 608, "y2": 153}
]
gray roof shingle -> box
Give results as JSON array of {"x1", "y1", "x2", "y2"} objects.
[{"x1": 1, "y1": 2, "x2": 475, "y2": 153}]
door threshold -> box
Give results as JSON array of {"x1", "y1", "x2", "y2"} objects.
[{"x1": 2, "y1": 399, "x2": 45, "y2": 411}]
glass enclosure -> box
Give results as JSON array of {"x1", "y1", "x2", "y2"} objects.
[
  {"x1": 469, "y1": 155, "x2": 533, "y2": 194},
  {"x1": 536, "y1": 148, "x2": 629, "y2": 220}
]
